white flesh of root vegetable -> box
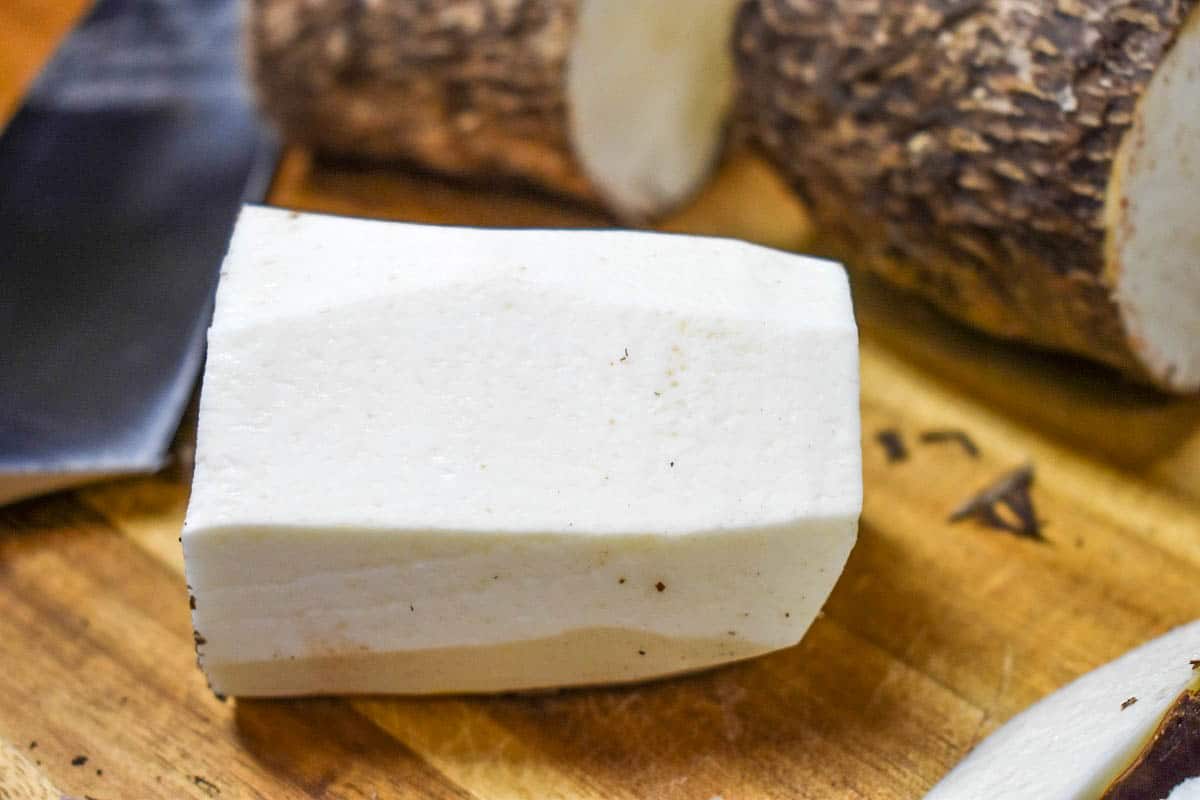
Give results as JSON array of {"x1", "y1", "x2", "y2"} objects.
[
  {"x1": 567, "y1": 0, "x2": 743, "y2": 218},
  {"x1": 1107, "y1": 10, "x2": 1200, "y2": 391},
  {"x1": 925, "y1": 619, "x2": 1200, "y2": 799},
  {"x1": 182, "y1": 206, "x2": 862, "y2": 696}
]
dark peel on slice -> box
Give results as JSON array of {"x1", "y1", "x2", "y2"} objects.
[{"x1": 1100, "y1": 689, "x2": 1200, "y2": 800}]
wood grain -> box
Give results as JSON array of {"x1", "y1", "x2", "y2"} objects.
[
  {"x1": 0, "y1": 0, "x2": 90, "y2": 121},
  {"x1": 4, "y1": 7, "x2": 1200, "y2": 799}
]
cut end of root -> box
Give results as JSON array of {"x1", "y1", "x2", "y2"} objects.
[
  {"x1": 1109, "y1": 7, "x2": 1200, "y2": 393},
  {"x1": 566, "y1": 0, "x2": 741, "y2": 220}
]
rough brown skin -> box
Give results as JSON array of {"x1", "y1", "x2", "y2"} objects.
[
  {"x1": 248, "y1": 0, "x2": 597, "y2": 203},
  {"x1": 735, "y1": 0, "x2": 1197, "y2": 387}
]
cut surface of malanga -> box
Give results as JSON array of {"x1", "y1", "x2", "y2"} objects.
[
  {"x1": 1107, "y1": 7, "x2": 1200, "y2": 391},
  {"x1": 1166, "y1": 779, "x2": 1200, "y2": 800},
  {"x1": 924, "y1": 620, "x2": 1200, "y2": 799},
  {"x1": 567, "y1": 0, "x2": 741, "y2": 218},
  {"x1": 183, "y1": 206, "x2": 861, "y2": 696}
]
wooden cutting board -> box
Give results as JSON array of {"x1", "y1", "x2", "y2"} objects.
[{"x1": 4, "y1": 6, "x2": 1200, "y2": 799}]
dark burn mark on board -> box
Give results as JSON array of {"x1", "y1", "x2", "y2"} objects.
[
  {"x1": 875, "y1": 429, "x2": 908, "y2": 462},
  {"x1": 920, "y1": 429, "x2": 980, "y2": 457},
  {"x1": 193, "y1": 774, "x2": 221, "y2": 796},
  {"x1": 655, "y1": 581, "x2": 666, "y2": 592},
  {"x1": 71, "y1": 755, "x2": 88, "y2": 766},
  {"x1": 950, "y1": 464, "x2": 1043, "y2": 541},
  {"x1": 1101, "y1": 690, "x2": 1200, "y2": 800}
]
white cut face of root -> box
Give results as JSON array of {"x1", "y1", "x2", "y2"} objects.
[
  {"x1": 567, "y1": 0, "x2": 741, "y2": 218},
  {"x1": 249, "y1": 0, "x2": 742, "y2": 220},
  {"x1": 1107, "y1": 9, "x2": 1200, "y2": 392},
  {"x1": 183, "y1": 207, "x2": 861, "y2": 697},
  {"x1": 1167, "y1": 778, "x2": 1200, "y2": 800},
  {"x1": 925, "y1": 620, "x2": 1200, "y2": 800}
]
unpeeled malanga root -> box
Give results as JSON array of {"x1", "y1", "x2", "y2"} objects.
[
  {"x1": 737, "y1": 0, "x2": 1200, "y2": 391},
  {"x1": 249, "y1": 0, "x2": 742, "y2": 220}
]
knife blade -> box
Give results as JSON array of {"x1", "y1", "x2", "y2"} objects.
[{"x1": 0, "y1": 0, "x2": 277, "y2": 505}]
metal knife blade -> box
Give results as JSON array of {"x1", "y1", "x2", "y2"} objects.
[{"x1": 0, "y1": 0, "x2": 277, "y2": 505}]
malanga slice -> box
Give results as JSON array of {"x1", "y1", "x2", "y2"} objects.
[
  {"x1": 926, "y1": 620, "x2": 1200, "y2": 800},
  {"x1": 183, "y1": 206, "x2": 862, "y2": 696}
]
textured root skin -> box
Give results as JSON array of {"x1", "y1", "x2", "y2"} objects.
[
  {"x1": 248, "y1": 0, "x2": 598, "y2": 203},
  {"x1": 736, "y1": 0, "x2": 1197, "y2": 388}
]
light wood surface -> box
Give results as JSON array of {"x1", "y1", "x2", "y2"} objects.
[
  {"x1": 4, "y1": 6, "x2": 1200, "y2": 799},
  {"x1": 0, "y1": 0, "x2": 90, "y2": 121}
]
